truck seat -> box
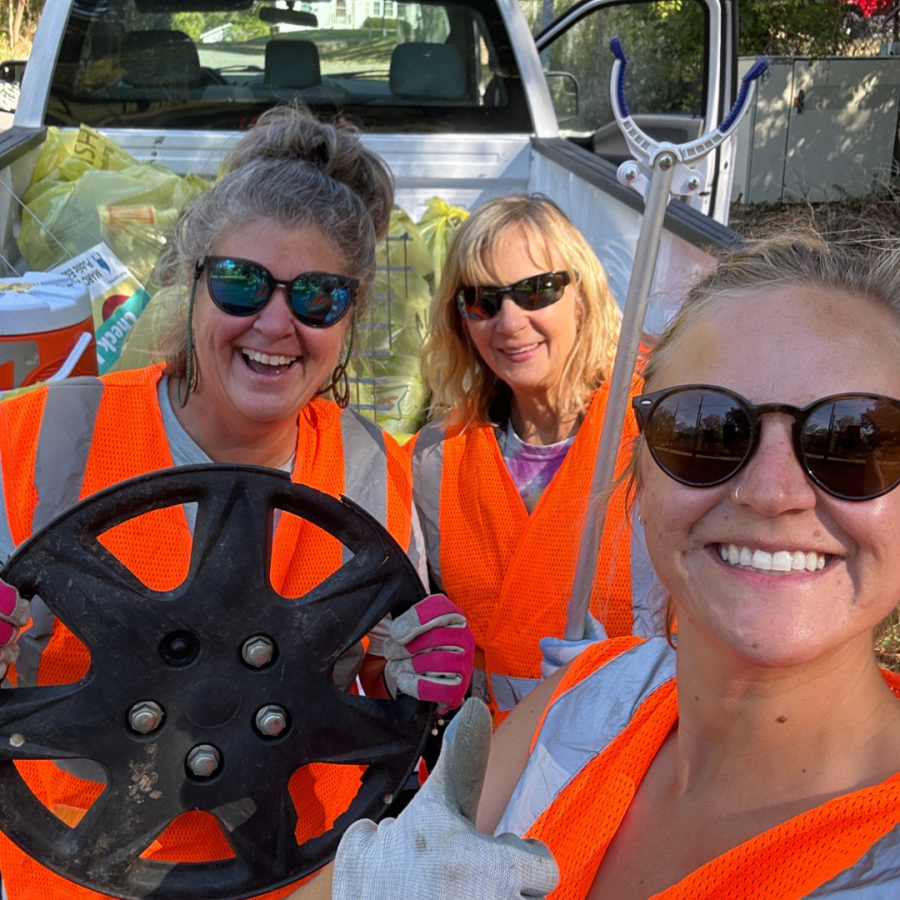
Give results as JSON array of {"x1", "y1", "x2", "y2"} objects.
[
  {"x1": 120, "y1": 30, "x2": 206, "y2": 90},
  {"x1": 389, "y1": 42, "x2": 466, "y2": 101},
  {"x1": 264, "y1": 39, "x2": 322, "y2": 89}
]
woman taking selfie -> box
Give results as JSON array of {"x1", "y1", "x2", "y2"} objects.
[
  {"x1": 0, "y1": 105, "x2": 472, "y2": 900},
  {"x1": 316, "y1": 232, "x2": 900, "y2": 900},
  {"x1": 411, "y1": 194, "x2": 653, "y2": 724}
]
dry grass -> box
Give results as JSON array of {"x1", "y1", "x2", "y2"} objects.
[{"x1": 729, "y1": 177, "x2": 900, "y2": 242}]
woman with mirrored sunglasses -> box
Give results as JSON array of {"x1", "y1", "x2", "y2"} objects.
[
  {"x1": 283, "y1": 232, "x2": 900, "y2": 900},
  {"x1": 409, "y1": 194, "x2": 654, "y2": 727},
  {"x1": 0, "y1": 105, "x2": 474, "y2": 900}
]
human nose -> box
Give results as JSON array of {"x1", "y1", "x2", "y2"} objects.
[
  {"x1": 252, "y1": 285, "x2": 295, "y2": 339},
  {"x1": 493, "y1": 295, "x2": 529, "y2": 333},
  {"x1": 731, "y1": 414, "x2": 817, "y2": 515}
]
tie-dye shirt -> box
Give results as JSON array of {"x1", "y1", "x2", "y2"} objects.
[{"x1": 501, "y1": 421, "x2": 575, "y2": 514}]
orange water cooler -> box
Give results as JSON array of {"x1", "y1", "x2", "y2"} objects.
[{"x1": 0, "y1": 274, "x2": 98, "y2": 392}]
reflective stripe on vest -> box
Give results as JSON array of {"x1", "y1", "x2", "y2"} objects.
[
  {"x1": 31, "y1": 376, "x2": 104, "y2": 533},
  {"x1": 496, "y1": 637, "x2": 674, "y2": 837},
  {"x1": 489, "y1": 673, "x2": 541, "y2": 713},
  {"x1": 408, "y1": 417, "x2": 445, "y2": 588},
  {"x1": 805, "y1": 821, "x2": 900, "y2": 897},
  {"x1": 340, "y1": 409, "x2": 388, "y2": 565},
  {"x1": 18, "y1": 377, "x2": 104, "y2": 690}
]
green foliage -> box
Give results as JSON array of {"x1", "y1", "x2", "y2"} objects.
[
  {"x1": 170, "y1": 7, "x2": 270, "y2": 43},
  {"x1": 738, "y1": 1, "x2": 869, "y2": 57},
  {"x1": 531, "y1": 0, "x2": 706, "y2": 135}
]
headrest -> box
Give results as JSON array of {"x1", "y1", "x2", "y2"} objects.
[
  {"x1": 389, "y1": 42, "x2": 466, "y2": 100},
  {"x1": 264, "y1": 40, "x2": 322, "y2": 89},
  {"x1": 120, "y1": 30, "x2": 202, "y2": 88}
]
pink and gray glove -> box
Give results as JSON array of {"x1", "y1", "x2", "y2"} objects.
[
  {"x1": 383, "y1": 594, "x2": 474, "y2": 712},
  {"x1": 0, "y1": 580, "x2": 30, "y2": 680}
]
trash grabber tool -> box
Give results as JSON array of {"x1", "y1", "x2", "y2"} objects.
[{"x1": 564, "y1": 41, "x2": 768, "y2": 640}]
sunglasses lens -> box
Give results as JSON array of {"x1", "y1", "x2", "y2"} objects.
[
  {"x1": 207, "y1": 259, "x2": 269, "y2": 314},
  {"x1": 515, "y1": 272, "x2": 569, "y2": 310},
  {"x1": 459, "y1": 287, "x2": 497, "y2": 320},
  {"x1": 801, "y1": 397, "x2": 900, "y2": 499},
  {"x1": 646, "y1": 389, "x2": 754, "y2": 486},
  {"x1": 291, "y1": 274, "x2": 353, "y2": 326}
]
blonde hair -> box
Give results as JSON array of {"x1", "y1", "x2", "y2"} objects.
[
  {"x1": 632, "y1": 230, "x2": 900, "y2": 651},
  {"x1": 420, "y1": 194, "x2": 621, "y2": 427},
  {"x1": 153, "y1": 103, "x2": 395, "y2": 382}
]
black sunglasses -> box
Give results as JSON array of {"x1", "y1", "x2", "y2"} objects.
[
  {"x1": 632, "y1": 384, "x2": 900, "y2": 501},
  {"x1": 197, "y1": 256, "x2": 358, "y2": 327},
  {"x1": 456, "y1": 270, "x2": 571, "y2": 321}
]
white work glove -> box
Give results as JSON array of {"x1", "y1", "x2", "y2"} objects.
[
  {"x1": 539, "y1": 613, "x2": 607, "y2": 680},
  {"x1": 332, "y1": 698, "x2": 559, "y2": 900},
  {"x1": 0, "y1": 579, "x2": 30, "y2": 680}
]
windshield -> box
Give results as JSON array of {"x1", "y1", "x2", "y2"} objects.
[{"x1": 48, "y1": 0, "x2": 531, "y2": 132}]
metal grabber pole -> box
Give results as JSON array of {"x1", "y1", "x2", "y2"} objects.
[{"x1": 564, "y1": 41, "x2": 768, "y2": 641}]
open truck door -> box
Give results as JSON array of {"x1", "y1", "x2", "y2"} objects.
[{"x1": 534, "y1": 0, "x2": 738, "y2": 224}]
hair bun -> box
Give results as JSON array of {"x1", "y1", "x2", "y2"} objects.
[{"x1": 222, "y1": 103, "x2": 394, "y2": 241}]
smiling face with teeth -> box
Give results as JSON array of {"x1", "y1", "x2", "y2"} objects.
[
  {"x1": 638, "y1": 286, "x2": 900, "y2": 670},
  {"x1": 178, "y1": 220, "x2": 352, "y2": 464}
]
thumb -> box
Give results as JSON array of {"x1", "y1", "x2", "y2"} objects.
[{"x1": 426, "y1": 697, "x2": 492, "y2": 824}]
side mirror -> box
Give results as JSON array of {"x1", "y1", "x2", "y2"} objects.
[
  {"x1": 545, "y1": 71, "x2": 579, "y2": 125},
  {"x1": 0, "y1": 60, "x2": 26, "y2": 85},
  {"x1": 0, "y1": 59, "x2": 24, "y2": 114}
]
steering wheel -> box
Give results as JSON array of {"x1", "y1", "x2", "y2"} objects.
[{"x1": 0, "y1": 465, "x2": 433, "y2": 900}]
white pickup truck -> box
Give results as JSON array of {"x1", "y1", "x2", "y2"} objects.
[{"x1": 0, "y1": 0, "x2": 740, "y2": 316}]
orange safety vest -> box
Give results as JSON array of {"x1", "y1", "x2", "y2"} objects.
[
  {"x1": 499, "y1": 637, "x2": 900, "y2": 900},
  {"x1": 410, "y1": 381, "x2": 651, "y2": 723},
  {"x1": 0, "y1": 365, "x2": 414, "y2": 900}
]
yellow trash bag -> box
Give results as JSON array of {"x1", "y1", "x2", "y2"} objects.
[
  {"x1": 19, "y1": 125, "x2": 207, "y2": 284},
  {"x1": 416, "y1": 196, "x2": 469, "y2": 287},
  {"x1": 353, "y1": 207, "x2": 434, "y2": 437}
]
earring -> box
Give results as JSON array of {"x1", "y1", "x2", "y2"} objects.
[
  {"x1": 177, "y1": 263, "x2": 202, "y2": 408},
  {"x1": 331, "y1": 361, "x2": 350, "y2": 409}
]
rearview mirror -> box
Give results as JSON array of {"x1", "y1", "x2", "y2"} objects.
[{"x1": 259, "y1": 6, "x2": 318, "y2": 27}]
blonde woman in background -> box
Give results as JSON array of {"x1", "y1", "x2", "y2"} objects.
[{"x1": 409, "y1": 193, "x2": 655, "y2": 724}]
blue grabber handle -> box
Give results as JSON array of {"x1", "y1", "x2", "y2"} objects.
[
  {"x1": 610, "y1": 35, "x2": 630, "y2": 118},
  {"x1": 719, "y1": 56, "x2": 769, "y2": 132},
  {"x1": 608, "y1": 36, "x2": 768, "y2": 165}
]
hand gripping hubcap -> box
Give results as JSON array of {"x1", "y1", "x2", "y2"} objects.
[{"x1": 0, "y1": 465, "x2": 433, "y2": 899}]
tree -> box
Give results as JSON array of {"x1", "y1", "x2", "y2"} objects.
[
  {"x1": 4, "y1": 0, "x2": 40, "y2": 55},
  {"x1": 738, "y1": 0, "x2": 884, "y2": 57}
]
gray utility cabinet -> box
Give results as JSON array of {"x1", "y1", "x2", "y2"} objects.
[{"x1": 732, "y1": 55, "x2": 900, "y2": 204}]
